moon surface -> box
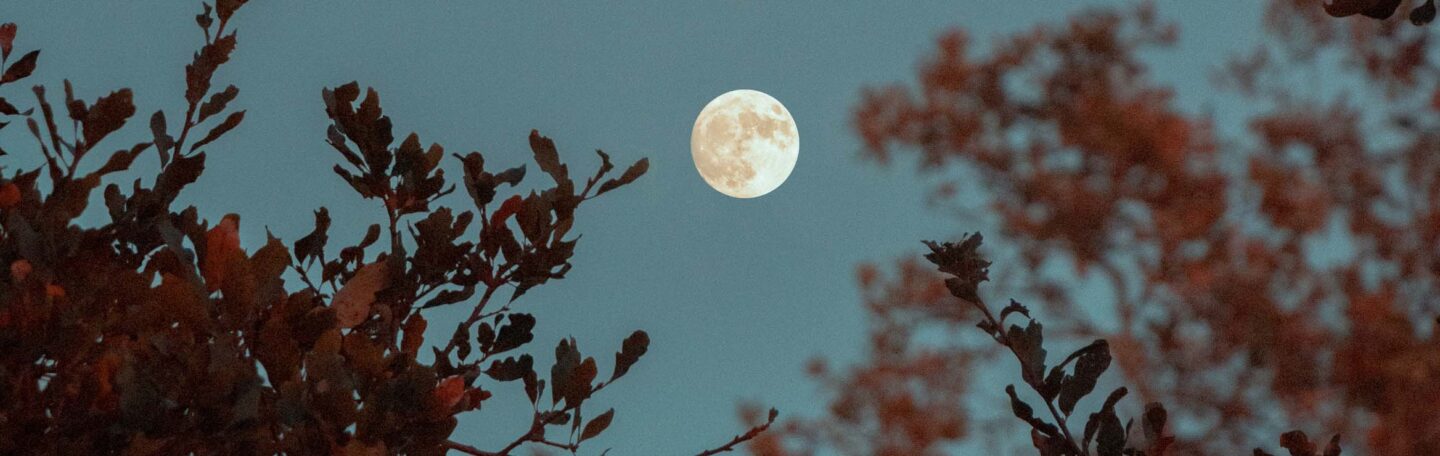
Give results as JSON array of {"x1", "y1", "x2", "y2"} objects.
[{"x1": 691, "y1": 89, "x2": 799, "y2": 198}]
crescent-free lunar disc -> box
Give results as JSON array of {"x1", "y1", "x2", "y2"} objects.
[{"x1": 691, "y1": 89, "x2": 799, "y2": 198}]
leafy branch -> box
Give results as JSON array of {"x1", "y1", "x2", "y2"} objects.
[{"x1": 922, "y1": 233, "x2": 1341, "y2": 456}]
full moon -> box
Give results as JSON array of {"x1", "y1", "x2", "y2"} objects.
[{"x1": 691, "y1": 89, "x2": 799, "y2": 198}]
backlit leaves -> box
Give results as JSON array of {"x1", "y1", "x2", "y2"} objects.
[
  {"x1": 0, "y1": 23, "x2": 15, "y2": 60},
  {"x1": 333, "y1": 261, "x2": 387, "y2": 328}
]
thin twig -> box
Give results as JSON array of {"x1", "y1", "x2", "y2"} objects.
[{"x1": 694, "y1": 409, "x2": 778, "y2": 456}]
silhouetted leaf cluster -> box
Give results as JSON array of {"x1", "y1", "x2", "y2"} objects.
[
  {"x1": 0, "y1": 3, "x2": 772, "y2": 455},
  {"x1": 923, "y1": 234, "x2": 1336, "y2": 456},
  {"x1": 1322, "y1": 0, "x2": 1438, "y2": 25}
]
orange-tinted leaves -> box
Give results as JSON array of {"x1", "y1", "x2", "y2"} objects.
[
  {"x1": 9, "y1": 259, "x2": 31, "y2": 282},
  {"x1": 0, "y1": 23, "x2": 15, "y2": 60},
  {"x1": 203, "y1": 214, "x2": 242, "y2": 292},
  {"x1": 257, "y1": 306, "x2": 303, "y2": 385},
  {"x1": 342, "y1": 330, "x2": 385, "y2": 380},
  {"x1": 401, "y1": 314, "x2": 427, "y2": 355},
  {"x1": 154, "y1": 272, "x2": 206, "y2": 330},
  {"x1": 332, "y1": 261, "x2": 387, "y2": 328},
  {"x1": 491, "y1": 195, "x2": 522, "y2": 226},
  {"x1": 433, "y1": 375, "x2": 465, "y2": 412},
  {"x1": 250, "y1": 233, "x2": 292, "y2": 281},
  {"x1": 44, "y1": 283, "x2": 64, "y2": 299}
]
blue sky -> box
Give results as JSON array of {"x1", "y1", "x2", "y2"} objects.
[{"x1": 4, "y1": 1, "x2": 1265, "y2": 453}]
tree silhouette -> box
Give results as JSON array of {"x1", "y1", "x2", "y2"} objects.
[
  {"x1": 750, "y1": 1, "x2": 1437, "y2": 455},
  {"x1": 0, "y1": 3, "x2": 773, "y2": 454}
]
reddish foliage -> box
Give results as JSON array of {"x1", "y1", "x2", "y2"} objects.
[
  {"x1": 0, "y1": 3, "x2": 773, "y2": 455},
  {"x1": 757, "y1": 1, "x2": 1440, "y2": 455}
]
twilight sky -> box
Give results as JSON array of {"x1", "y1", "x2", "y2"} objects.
[{"x1": 5, "y1": 1, "x2": 1264, "y2": 453}]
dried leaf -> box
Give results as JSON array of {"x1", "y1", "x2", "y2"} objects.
[
  {"x1": 0, "y1": 23, "x2": 14, "y2": 60},
  {"x1": 434, "y1": 375, "x2": 464, "y2": 411},
  {"x1": 401, "y1": 314, "x2": 427, "y2": 355},
  {"x1": 203, "y1": 214, "x2": 242, "y2": 292},
  {"x1": 332, "y1": 261, "x2": 388, "y2": 328}
]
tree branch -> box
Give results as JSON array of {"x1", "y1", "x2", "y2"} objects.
[{"x1": 695, "y1": 408, "x2": 778, "y2": 456}]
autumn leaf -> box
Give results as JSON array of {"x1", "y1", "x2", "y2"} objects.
[
  {"x1": 0, "y1": 23, "x2": 15, "y2": 60},
  {"x1": 332, "y1": 261, "x2": 388, "y2": 328},
  {"x1": 401, "y1": 314, "x2": 427, "y2": 355},
  {"x1": 580, "y1": 408, "x2": 615, "y2": 442},
  {"x1": 491, "y1": 194, "x2": 523, "y2": 226},
  {"x1": 434, "y1": 375, "x2": 465, "y2": 411},
  {"x1": 202, "y1": 214, "x2": 242, "y2": 292}
]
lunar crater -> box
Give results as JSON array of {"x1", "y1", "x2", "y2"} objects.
[{"x1": 691, "y1": 90, "x2": 799, "y2": 198}]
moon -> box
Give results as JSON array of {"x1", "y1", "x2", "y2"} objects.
[{"x1": 691, "y1": 89, "x2": 799, "y2": 198}]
